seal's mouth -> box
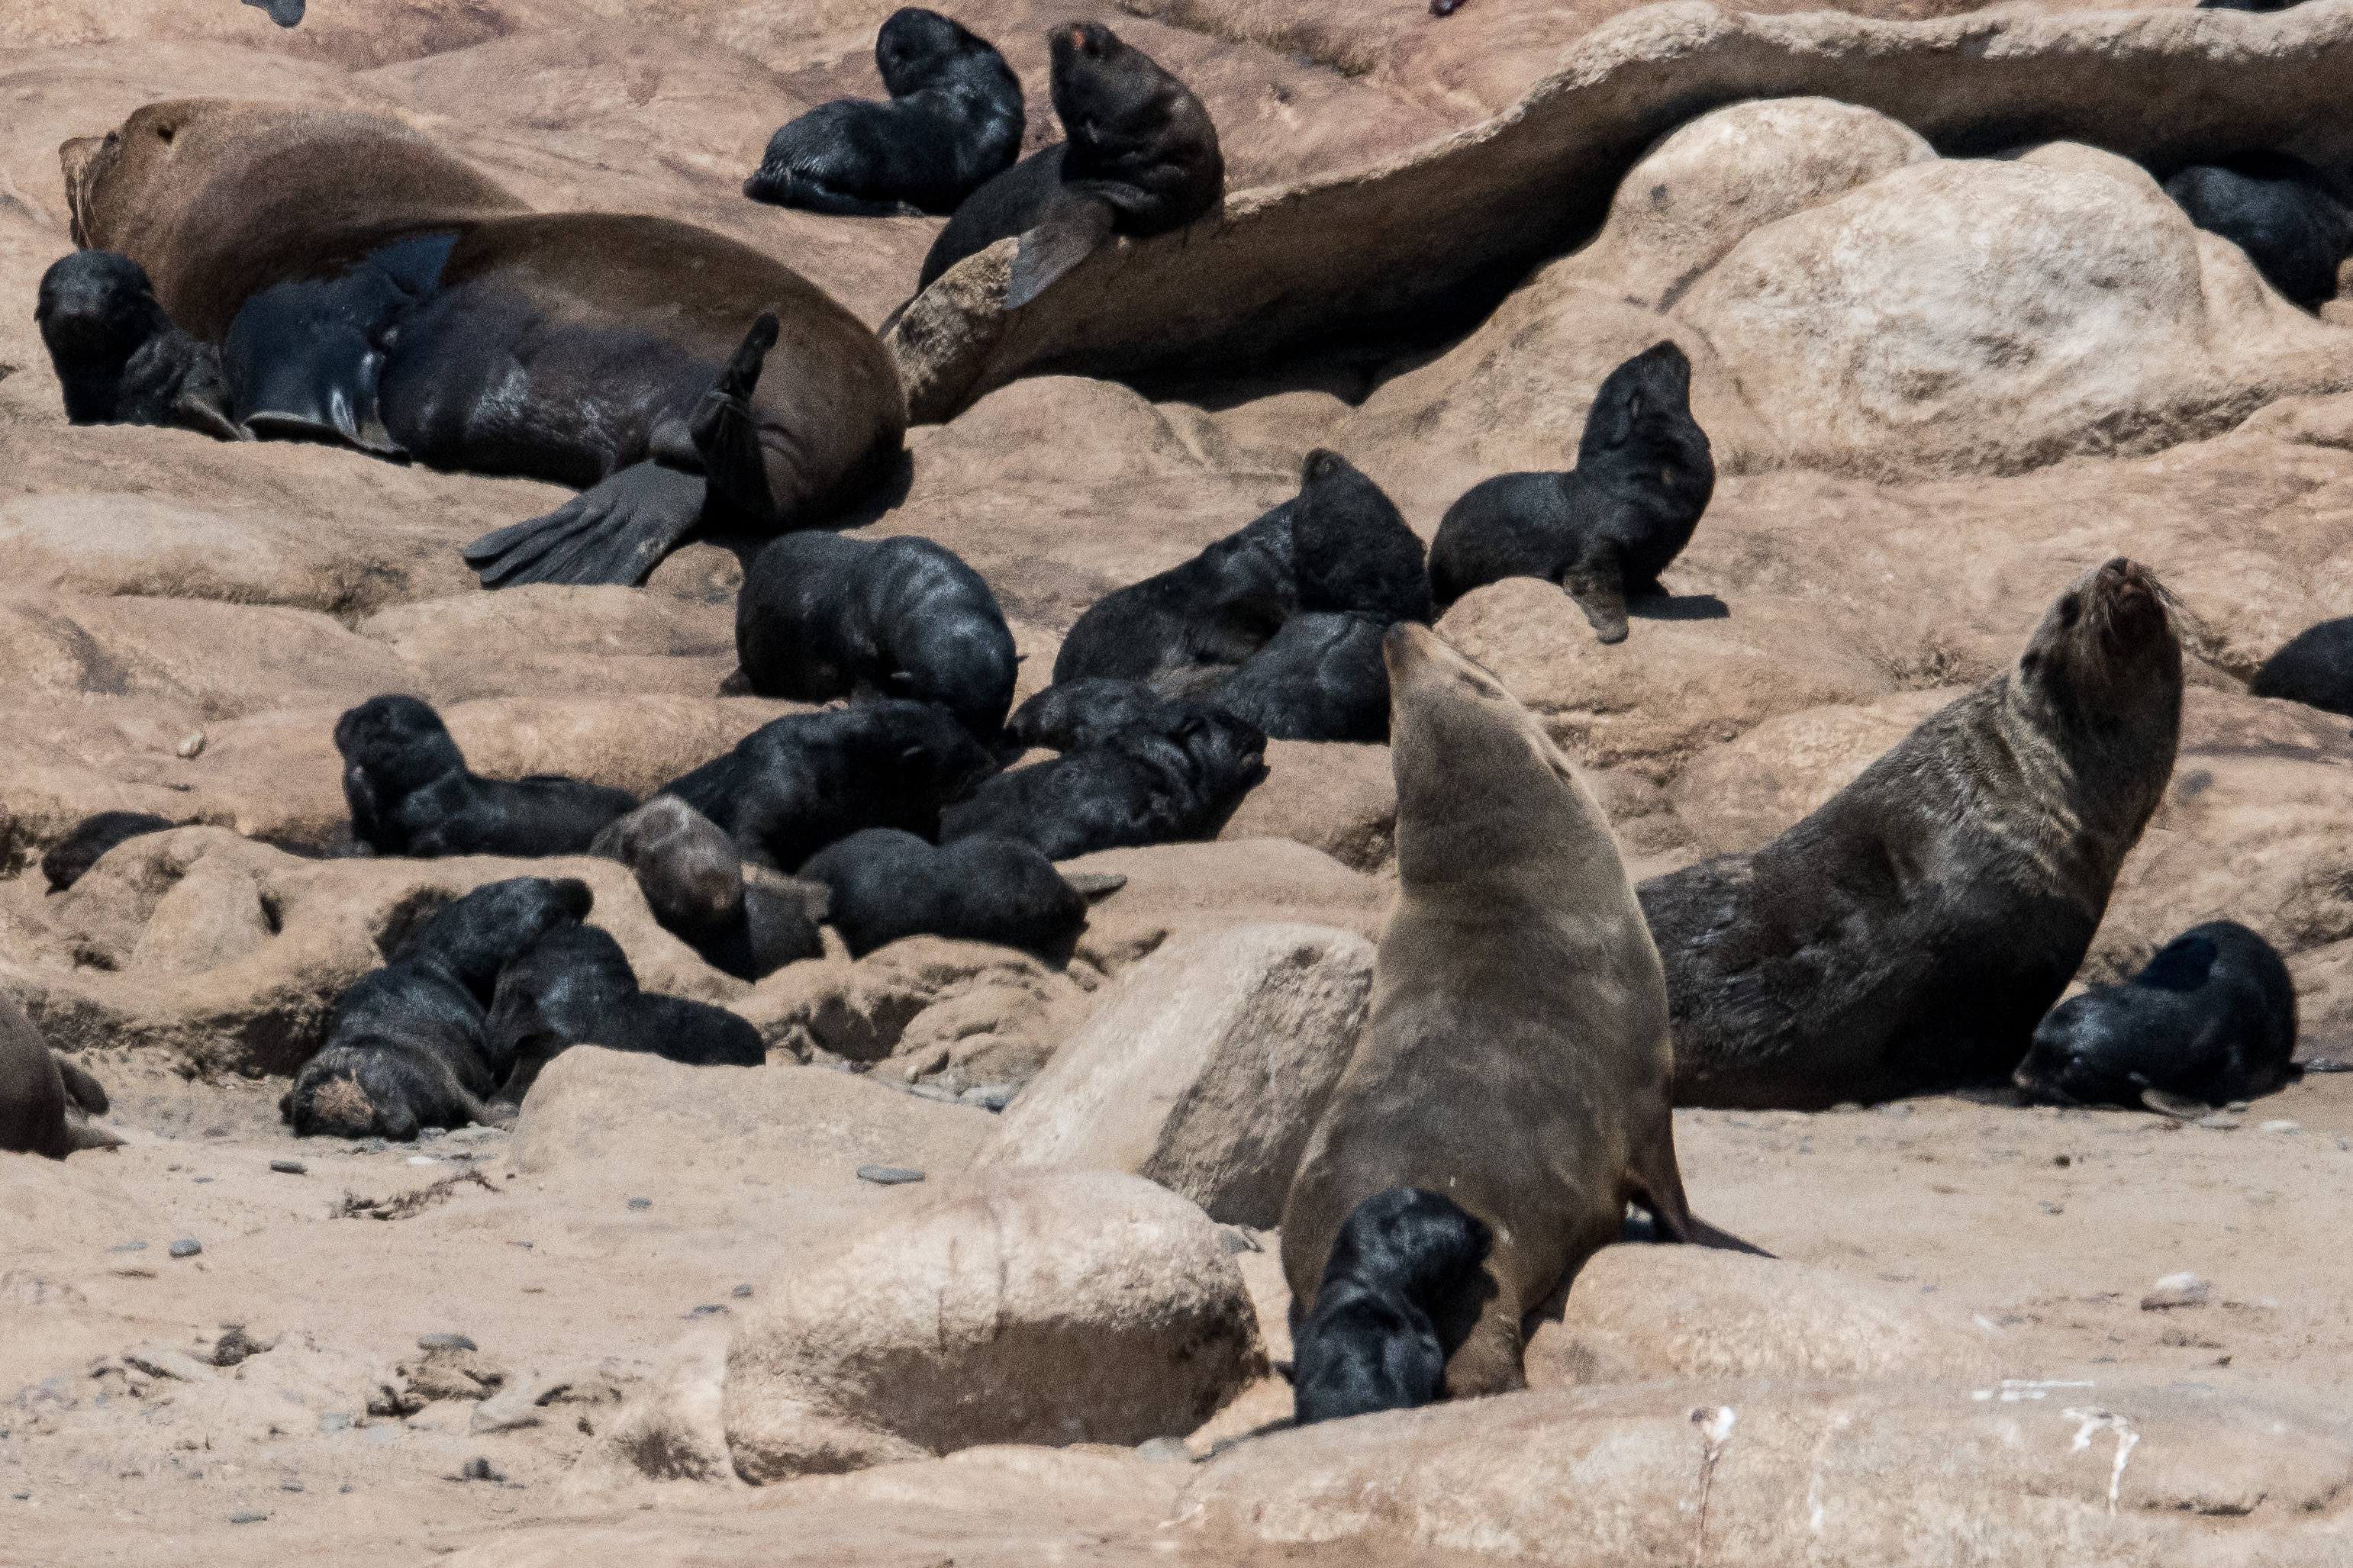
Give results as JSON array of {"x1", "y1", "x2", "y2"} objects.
[
  {"x1": 59, "y1": 131, "x2": 115, "y2": 249},
  {"x1": 2085, "y1": 556, "x2": 2171, "y2": 649}
]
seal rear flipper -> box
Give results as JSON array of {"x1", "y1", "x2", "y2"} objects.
[
  {"x1": 1561, "y1": 546, "x2": 1629, "y2": 645},
  {"x1": 1006, "y1": 195, "x2": 1115, "y2": 310},
  {"x1": 690, "y1": 312, "x2": 782, "y2": 520},
  {"x1": 53, "y1": 1055, "x2": 110, "y2": 1117},
  {"x1": 464, "y1": 462, "x2": 708, "y2": 588},
  {"x1": 743, "y1": 170, "x2": 924, "y2": 218}
]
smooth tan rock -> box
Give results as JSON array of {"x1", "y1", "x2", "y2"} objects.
[
  {"x1": 1665, "y1": 691, "x2": 1960, "y2": 855},
  {"x1": 1219, "y1": 741, "x2": 1397, "y2": 871}
]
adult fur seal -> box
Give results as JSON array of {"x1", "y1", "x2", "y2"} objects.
[
  {"x1": 1282, "y1": 624, "x2": 1753, "y2": 1402},
  {"x1": 917, "y1": 21, "x2": 1222, "y2": 307},
  {"x1": 34, "y1": 251, "x2": 238, "y2": 438},
  {"x1": 1642, "y1": 559, "x2": 2183, "y2": 1109},
  {"x1": 337, "y1": 695, "x2": 638, "y2": 858},
  {"x1": 1432, "y1": 342, "x2": 1714, "y2": 643},
  {"x1": 2164, "y1": 152, "x2": 2351, "y2": 308},
  {"x1": 0, "y1": 997, "x2": 122, "y2": 1159},
  {"x1": 1291, "y1": 1187, "x2": 1492, "y2": 1425},
  {"x1": 2251, "y1": 616, "x2": 2353, "y2": 715},
  {"x1": 744, "y1": 8, "x2": 1023, "y2": 217},
  {"x1": 61, "y1": 100, "x2": 904, "y2": 587},
  {"x1": 2015, "y1": 921, "x2": 2297, "y2": 1111},
  {"x1": 736, "y1": 532, "x2": 1018, "y2": 739},
  {"x1": 798, "y1": 827, "x2": 1087, "y2": 955}
]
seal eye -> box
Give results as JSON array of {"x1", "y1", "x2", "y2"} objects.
[{"x1": 2058, "y1": 595, "x2": 2081, "y2": 629}]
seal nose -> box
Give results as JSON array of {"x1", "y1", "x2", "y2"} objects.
[{"x1": 1382, "y1": 620, "x2": 1430, "y2": 680}]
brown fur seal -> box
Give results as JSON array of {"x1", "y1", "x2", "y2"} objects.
[
  {"x1": 59, "y1": 100, "x2": 905, "y2": 587},
  {"x1": 1280, "y1": 623, "x2": 1754, "y2": 1402},
  {"x1": 1640, "y1": 558, "x2": 2183, "y2": 1109},
  {"x1": 1, "y1": 996, "x2": 123, "y2": 1159}
]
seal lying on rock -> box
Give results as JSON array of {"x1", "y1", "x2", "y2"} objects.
[
  {"x1": 1642, "y1": 559, "x2": 2184, "y2": 1109},
  {"x1": 2164, "y1": 151, "x2": 2352, "y2": 308},
  {"x1": 337, "y1": 696, "x2": 638, "y2": 858},
  {"x1": 1284, "y1": 625, "x2": 1756, "y2": 1403},
  {"x1": 1291, "y1": 1187, "x2": 1492, "y2": 1425},
  {"x1": 2251, "y1": 616, "x2": 2353, "y2": 715},
  {"x1": 285, "y1": 877, "x2": 591, "y2": 1139},
  {"x1": 940, "y1": 705, "x2": 1265, "y2": 859},
  {"x1": 744, "y1": 8, "x2": 1023, "y2": 217},
  {"x1": 41, "y1": 811, "x2": 180, "y2": 893},
  {"x1": 2015, "y1": 921, "x2": 2298, "y2": 1111},
  {"x1": 1210, "y1": 612, "x2": 1393, "y2": 743},
  {"x1": 919, "y1": 21, "x2": 1223, "y2": 307},
  {"x1": 799, "y1": 827, "x2": 1088, "y2": 955},
  {"x1": 589, "y1": 796, "x2": 827, "y2": 980},
  {"x1": 61, "y1": 100, "x2": 905, "y2": 587},
  {"x1": 485, "y1": 922, "x2": 766, "y2": 1105},
  {"x1": 0, "y1": 997, "x2": 123, "y2": 1159},
  {"x1": 1431, "y1": 342, "x2": 1715, "y2": 643},
  {"x1": 35, "y1": 251, "x2": 239, "y2": 439},
  {"x1": 1007, "y1": 678, "x2": 1210, "y2": 752},
  {"x1": 735, "y1": 532, "x2": 1018, "y2": 740},
  {"x1": 661, "y1": 700, "x2": 994, "y2": 872}
]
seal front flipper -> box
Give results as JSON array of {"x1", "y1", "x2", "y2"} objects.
[
  {"x1": 1561, "y1": 543, "x2": 1629, "y2": 645},
  {"x1": 465, "y1": 463, "x2": 707, "y2": 588},
  {"x1": 689, "y1": 312, "x2": 782, "y2": 520},
  {"x1": 1005, "y1": 195, "x2": 1115, "y2": 310}
]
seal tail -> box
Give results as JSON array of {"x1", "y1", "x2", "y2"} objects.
[
  {"x1": 1562, "y1": 543, "x2": 1629, "y2": 646},
  {"x1": 690, "y1": 311, "x2": 782, "y2": 522},
  {"x1": 1006, "y1": 195, "x2": 1115, "y2": 310}
]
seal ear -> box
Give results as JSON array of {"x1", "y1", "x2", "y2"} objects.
[{"x1": 1006, "y1": 197, "x2": 1115, "y2": 310}]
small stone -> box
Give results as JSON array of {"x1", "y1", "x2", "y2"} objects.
[
  {"x1": 176, "y1": 732, "x2": 206, "y2": 760},
  {"x1": 690, "y1": 1304, "x2": 727, "y2": 1317},
  {"x1": 168, "y1": 1239, "x2": 201, "y2": 1259},
  {"x1": 107, "y1": 1241, "x2": 147, "y2": 1254},
  {"x1": 626, "y1": 1197, "x2": 651, "y2": 1210},
  {"x1": 459, "y1": 1457, "x2": 505, "y2": 1483},
  {"x1": 2226, "y1": 1100, "x2": 2251, "y2": 1112},
  {"x1": 417, "y1": 1334, "x2": 479, "y2": 1352},
  {"x1": 731, "y1": 1284, "x2": 753, "y2": 1299},
  {"x1": 407, "y1": 1156, "x2": 438, "y2": 1166},
  {"x1": 279, "y1": 1478, "x2": 304, "y2": 1492},
  {"x1": 959, "y1": 1083, "x2": 1019, "y2": 1112},
  {"x1": 227, "y1": 1511, "x2": 266, "y2": 1525},
  {"x1": 856, "y1": 1166, "x2": 925, "y2": 1185},
  {"x1": 906, "y1": 1082, "x2": 960, "y2": 1103},
  {"x1": 2038, "y1": 1202, "x2": 2064, "y2": 1215},
  {"x1": 469, "y1": 1386, "x2": 545, "y2": 1435},
  {"x1": 2142, "y1": 1273, "x2": 2212, "y2": 1310},
  {"x1": 2052, "y1": 1154, "x2": 2071, "y2": 1167},
  {"x1": 269, "y1": 1160, "x2": 307, "y2": 1176},
  {"x1": 2194, "y1": 1113, "x2": 2241, "y2": 1131},
  {"x1": 2261, "y1": 1120, "x2": 2300, "y2": 1133},
  {"x1": 1134, "y1": 1436, "x2": 1193, "y2": 1464}
]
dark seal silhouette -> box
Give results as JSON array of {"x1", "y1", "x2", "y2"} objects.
[
  {"x1": 335, "y1": 695, "x2": 638, "y2": 859},
  {"x1": 1007, "y1": 678, "x2": 1204, "y2": 753},
  {"x1": 41, "y1": 811, "x2": 181, "y2": 893},
  {"x1": 939, "y1": 706, "x2": 1265, "y2": 859},
  {"x1": 0, "y1": 996, "x2": 122, "y2": 1159},
  {"x1": 736, "y1": 531, "x2": 1018, "y2": 740},
  {"x1": 798, "y1": 827, "x2": 1088, "y2": 955},
  {"x1": 2251, "y1": 617, "x2": 2353, "y2": 715},
  {"x1": 1052, "y1": 501, "x2": 1296, "y2": 687},
  {"x1": 1291, "y1": 1187, "x2": 1492, "y2": 1426},
  {"x1": 1431, "y1": 341, "x2": 1715, "y2": 643},
  {"x1": 34, "y1": 251, "x2": 238, "y2": 439},
  {"x1": 2015, "y1": 921, "x2": 2299, "y2": 1111},
  {"x1": 744, "y1": 8, "x2": 1023, "y2": 217},
  {"x1": 1210, "y1": 612, "x2": 1394, "y2": 743},
  {"x1": 2164, "y1": 152, "x2": 2352, "y2": 308},
  {"x1": 919, "y1": 21, "x2": 1223, "y2": 306},
  {"x1": 284, "y1": 877, "x2": 592, "y2": 1139},
  {"x1": 1641, "y1": 560, "x2": 2184, "y2": 1109}
]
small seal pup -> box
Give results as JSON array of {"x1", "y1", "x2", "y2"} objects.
[
  {"x1": 41, "y1": 811, "x2": 180, "y2": 893},
  {"x1": 1282, "y1": 624, "x2": 1755, "y2": 1399},
  {"x1": 34, "y1": 251, "x2": 239, "y2": 439},
  {"x1": 798, "y1": 827, "x2": 1088, "y2": 955},
  {"x1": 744, "y1": 8, "x2": 1023, "y2": 217},
  {"x1": 1052, "y1": 502, "x2": 1297, "y2": 687},
  {"x1": 940, "y1": 707, "x2": 1266, "y2": 860},
  {"x1": 659, "y1": 700, "x2": 995, "y2": 872},
  {"x1": 2251, "y1": 616, "x2": 2353, "y2": 715},
  {"x1": 0, "y1": 997, "x2": 123, "y2": 1159},
  {"x1": 588, "y1": 796, "x2": 827, "y2": 980},
  {"x1": 336, "y1": 696, "x2": 639, "y2": 858},
  {"x1": 1210, "y1": 612, "x2": 1393, "y2": 743},
  {"x1": 1291, "y1": 1187, "x2": 1492, "y2": 1425},
  {"x1": 1642, "y1": 559, "x2": 2184, "y2": 1109},
  {"x1": 1290, "y1": 449, "x2": 1433, "y2": 628},
  {"x1": 918, "y1": 21, "x2": 1223, "y2": 307},
  {"x1": 2164, "y1": 152, "x2": 2352, "y2": 308},
  {"x1": 284, "y1": 877, "x2": 592, "y2": 1139},
  {"x1": 2016, "y1": 921, "x2": 2298, "y2": 1111},
  {"x1": 1431, "y1": 341, "x2": 1715, "y2": 644},
  {"x1": 1007, "y1": 678, "x2": 1208, "y2": 752},
  {"x1": 736, "y1": 532, "x2": 1019, "y2": 740}
]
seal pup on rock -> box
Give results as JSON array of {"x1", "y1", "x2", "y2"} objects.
[
  {"x1": 2251, "y1": 616, "x2": 2353, "y2": 715},
  {"x1": 41, "y1": 811, "x2": 181, "y2": 893},
  {"x1": 2016, "y1": 921, "x2": 2298, "y2": 1111},
  {"x1": 799, "y1": 827, "x2": 1088, "y2": 955},
  {"x1": 336, "y1": 696, "x2": 639, "y2": 859},
  {"x1": 2164, "y1": 151, "x2": 2352, "y2": 308},
  {"x1": 1642, "y1": 559, "x2": 2184, "y2": 1109},
  {"x1": 1007, "y1": 678, "x2": 1207, "y2": 752},
  {"x1": 919, "y1": 21, "x2": 1223, "y2": 307},
  {"x1": 940, "y1": 706, "x2": 1265, "y2": 860},
  {"x1": 744, "y1": 9, "x2": 1023, "y2": 217},
  {"x1": 735, "y1": 532, "x2": 1019, "y2": 740},
  {"x1": 285, "y1": 877, "x2": 592, "y2": 1139},
  {"x1": 34, "y1": 251, "x2": 238, "y2": 439},
  {"x1": 63, "y1": 100, "x2": 904, "y2": 587},
  {"x1": 0, "y1": 997, "x2": 123, "y2": 1159},
  {"x1": 1291, "y1": 1187, "x2": 1492, "y2": 1425},
  {"x1": 588, "y1": 796, "x2": 827, "y2": 980},
  {"x1": 1431, "y1": 342, "x2": 1715, "y2": 643},
  {"x1": 1210, "y1": 612, "x2": 1394, "y2": 742},
  {"x1": 1282, "y1": 624, "x2": 1754, "y2": 1400}
]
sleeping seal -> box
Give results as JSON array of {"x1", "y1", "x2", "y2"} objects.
[
  {"x1": 336, "y1": 695, "x2": 638, "y2": 858},
  {"x1": 2164, "y1": 151, "x2": 2351, "y2": 309}
]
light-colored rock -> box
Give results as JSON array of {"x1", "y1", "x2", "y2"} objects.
[
  {"x1": 355, "y1": 585, "x2": 737, "y2": 704},
  {"x1": 977, "y1": 924, "x2": 1374, "y2": 1227},
  {"x1": 569, "y1": 1325, "x2": 740, "y2": 1490},
  {"x1": 1665, "y1": 690, "x2": 1960, "y2": 855},
  {"x1": 721, "y1": 1168, "x2": 1265, "y2": 1481},
  {"x1": 1220, "y1": 740, "x2": 1397, "y2": 872}
]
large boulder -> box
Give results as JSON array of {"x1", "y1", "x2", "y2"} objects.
[
  {"x1": 721, "y1": 1168, "x2": 1265, "y2": 1480},
  {"x1": 975, "y1": 924, "x2": 1374, "y2": 1227}
]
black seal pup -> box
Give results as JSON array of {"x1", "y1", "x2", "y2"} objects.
[
  {"x1": 2015, "y1": 921, "x2": 2299, "y2": 1110},
  {"x1": 1290, "y1": 449, "x2": 1432, "y2": 627},
  {"x1": 1052, "y1": 501, "x2": 1296, "y2": 687},
  {"x1": 1007, "y1": 678, "x2": 1204, "y2": 752},
  {"x1": 2164, "y1": 152, "x2": 2352, "y2": 308},
  {"x1": 588, "y1": 796, "x2": 827, "y2": 980},
  {"x1": 1283, "y1": 625, "x2": 1757, "y2": 1400},
  {"x1": 1290, "y1": 1187, "x2": 1492, "y2": 1426},
  {"x1": 1211, "y1": 612, "x2": 1393, "y2": 743},
  {"x1": 485, "y1": 921, "x2": 766, "y2": 1105},
  {"x1": 1642, "y1": 559, "x2": 2184, "y2": 1110},
  {"x1": 283, "y1": 877, "x2": 591, "y2": 1139},
  {"x1": 736, "y1": 532, "x2": 1019, "y2": 740},
  {"x1": 939, "y1": 706, "x2": 1265, "y2": 859},
  {"x1": 2251, "y1": 616, "x2": 2353, "y2": 716},
  {"x1": 919, "y1": 21, "x2": 1223, "y2": 307},
  {"x1": 1431, "y1": 342, "x2": 1715, "y2": 644},
  {"x1": 744, "y1": 8, "x2": 1023, "y2": 217},
  {"x1": 34, "y1": 250, "x2": 239, "y2": 439},
  {"x1": 798, "y1": 827, "x2": 1088, "y2": 955},
  {"x1": 659, "y1": 700, "x2": 995, "y2": 872},
  {"x1": 0, "y1": 997, "x2": 123, "y2": 1159},
  {"x1": 336, "y1": 695, "x2": 639, "y2": 858},
  {"x1": 41, "y1": 811, "x2": 181, "y2": 892}
]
